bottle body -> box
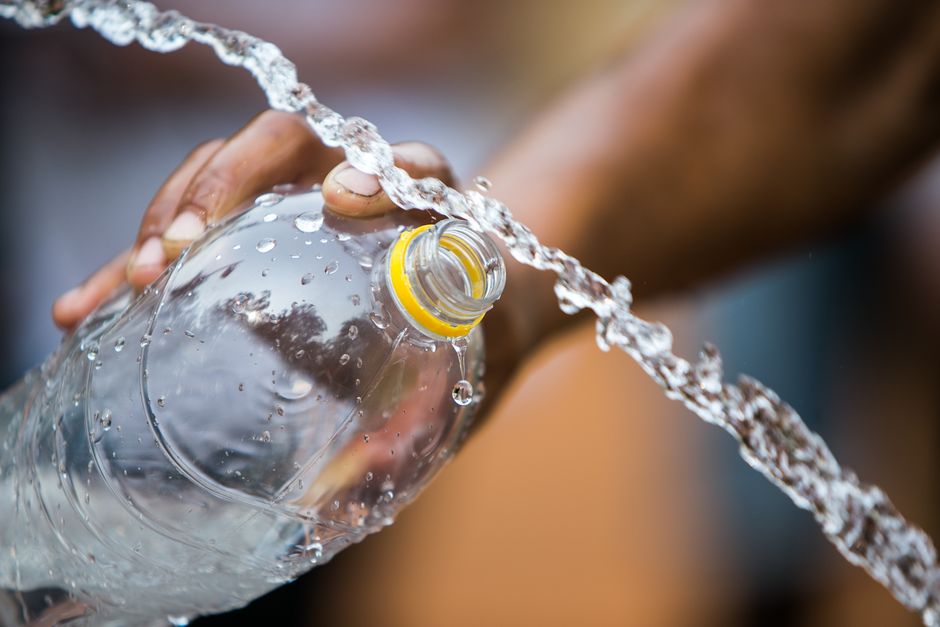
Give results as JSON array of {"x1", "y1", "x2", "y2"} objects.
[{"x1": 0, "y1": 188, "x2": 490, "y2": 625}]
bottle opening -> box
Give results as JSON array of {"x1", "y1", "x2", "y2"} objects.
[{"x1": 387, "y1": 219, "x2": 506, "y2": 339}]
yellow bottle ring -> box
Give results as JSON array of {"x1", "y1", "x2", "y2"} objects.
[{"x1": 388, "y1": 225, "x2": 485, "y2": 338}]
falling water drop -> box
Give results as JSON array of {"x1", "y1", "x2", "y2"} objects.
[
  {"x1": 256, "y1": 238, "x2": 277, "y2": 253},
  {"x1": 294, "y1": 212, "x2": 323, "y2": 233},
  {"x1": 452, "y1": 380, "x2": 473, "y2": 406},
  {"x1": 473, "y1": 175, "x2": 492, "y2": 191}
]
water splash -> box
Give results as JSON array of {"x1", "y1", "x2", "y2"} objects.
[{"x1": 3, "y1": 0, "x2": 939, "y2": 622}]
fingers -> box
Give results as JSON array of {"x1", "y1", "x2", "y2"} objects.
[
  {"x1": 52, "y1": 249, "x2": 132, "y2": 331},
  {"x1": 322, "y1": 141, "x2": 455, "y2": 218},
  {"x1": 162, "y1": 110, "x2": 342, "y2": 260},
  {"x1": 126, "y1": 138, "x2": 224, "y2": 288}
]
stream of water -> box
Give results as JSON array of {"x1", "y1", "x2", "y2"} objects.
[{"x1": 2, "y1": 0, "x2": 939, "y2": 623}]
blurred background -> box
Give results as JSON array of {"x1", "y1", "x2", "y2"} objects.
[{"x1": 1, "y1": 1, "x2": 939, "y2": 625}]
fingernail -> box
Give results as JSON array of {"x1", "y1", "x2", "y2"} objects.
[
  {"x1": 333, "y1": 165, "x2": 381, "y2": 197},
  {"x1": 163, "y1": 212, "x2": 205, "y2": 243},
  {"x1": 130, "y1": 237, "x2": 165, "y2": 271}
]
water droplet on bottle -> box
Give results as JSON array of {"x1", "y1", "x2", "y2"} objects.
[
  {"x1": 347, "y1": 325, "x2": 359, "y2": 340},
  {"x1": 156, "y1": 396, "x2": 166, "y2": 408},
  {"x1": 100, "y1": 410, "x2": 113, "y2": 430},
  {"x1": 294, "y1": 212, "x2": 324, "y2": 233},
  {"x1": 262, "y1": 212, "x2": 278, "y2": 222},
  {"x1": 337, "y1": 232, "x2": 351, "y2": 242},
  {"x1": 301, "y1": 273, "x2": 314, "y2": 285},
  {"x1": 365, "y1": 471, "x2": 374, "y2": 482},
  {"x1": 167, "y1": 615, "x2": 190, "y2": 627},
  {"x1": 452, "y1": 380, "x2": 473, "y2": 406},
  {"x1": 260, "y1": 430, "x2": 271, "y2": 443},
  {"x1": 86, "y1": 344, "x2": 99, "y2": 361},
  {"x1": 184, "y1": 330, "x2": 195, "y2": 339},
  {"x1": 256, "y1": 238, "x2": 277, "y2": 253},
  {"x1": 324, "y1": 260, "x2": 339, "y2": 274},
  {"x1": 473, "y1": 175, "x2": 492, "y2": 191},
  {"x1": 275, "y1": 404, "x2": 285, "y2": 416},
  {"x1": 339, "y1": 353, "x2": 350, "y2": 365},
  {"x1": 330, "y1": 499, "x2": 340, "y2": 512},
  {"x1": 113, "y1": 337, "x2": 125, "y2": 352},
  {"x1": 370, "y1": 304, "x2": 389, "y2": 329},
  {"x1": 256, "y1": 192, "x2": 283, "y2": 207},
  {"x1": 344, "y1": 274, "x2": 353, "y2": 282},
  {"x1": 238, "y1": 383, "x2": 245, "y2": 392},
  {"x1": 350, "y1": 294, "x2": 361, "y2": 306},
  {"x1": 362, "y1": 434, "x2": 370, "y2": 443},
  {"x1": 139, "y1": 334, "x2": 151, "y2": 348}
]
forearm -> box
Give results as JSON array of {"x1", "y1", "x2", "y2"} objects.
[{"x1": 488, "y1": 0, "x2": 940, "y2": 350}]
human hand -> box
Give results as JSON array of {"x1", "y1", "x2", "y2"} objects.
[
  {"x1": 51, "y1": 109, "x2": 535, "y2": 419},
  {"x1": 53, "y1": 110, "x2": 449, "y2": 327}
]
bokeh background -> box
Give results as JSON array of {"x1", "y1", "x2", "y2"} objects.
[{"x1": 1, "y1": 1, "x2": 939, "y2": 625}]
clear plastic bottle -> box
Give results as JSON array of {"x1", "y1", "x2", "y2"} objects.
[{"x1": 0, "y1": 186, "x2": 505, "y2": 626}]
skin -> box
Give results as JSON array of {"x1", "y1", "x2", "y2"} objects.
[{"x1": 53, "y1": 0, "x2": 940, "y2": 420}]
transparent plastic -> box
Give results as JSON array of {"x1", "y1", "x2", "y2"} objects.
[{"x1": 0, "y1": 187, "x2": 502, "y2": 626}]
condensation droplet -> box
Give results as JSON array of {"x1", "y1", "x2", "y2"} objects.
[
  {"x1": 347, "y1": 325, "x2": 359, "y2": 340},
  {"x1": 256, "y1": 238, "x2": 277, "y2": 253},
  {"x1": 452, "y1": 380, "x2": 473, "y2": 406},
  {"x1": 339, "y1": 353, "x2": 350, "y2": 365},
  {"x1": 113, "y1": 337, "x2": 125, "y2": 352},
  {"x1": 100, "y1": 410, "x2": 113, "y2": 430},
  {"x1": 262, "y1": 212, "x2": 278, "y2": 222},
  {"x1": 156, "y1": 396, "x2": 166, "y2": 408},
  {"x1": 260, "y1": 430, "x2": 271, "y2": 443},
  {"x1": 294, "y1": 212, "x2": 324, "y2": 233},
  {"x1": 370, "y1": 305, "x2": 389, "y2": 329},
  {"x1": 330, "y1": 499, "x2": 340, "y2": 512},
  {"x1": 365, "y1": 471, "x2": 374, "y2": 482},
  {"x1": 324, "y1": 260, "x2": 339, "y2": 275},
  {"x1": 256, "y1": 192, "x2": 282, "y2": 207},
  {"x1": 301, "y1": 273, "x2": 314, "y2": 285}
]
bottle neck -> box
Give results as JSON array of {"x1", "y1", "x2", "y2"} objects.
[{"x1": 387, "y1": 220, "x2": 506, "y2": 340}]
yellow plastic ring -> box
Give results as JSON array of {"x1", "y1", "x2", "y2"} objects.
[{"x1": 388, "y1": 225, "x2": 484, "y2": 338}]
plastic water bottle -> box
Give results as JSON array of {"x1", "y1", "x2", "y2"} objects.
[{"x1": 0, "y1": 186, "x2": 506, "y2": 626}]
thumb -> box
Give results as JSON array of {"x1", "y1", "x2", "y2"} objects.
[{"x1": 322, "y1": 141, "x2": 455, "y2": 218}]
